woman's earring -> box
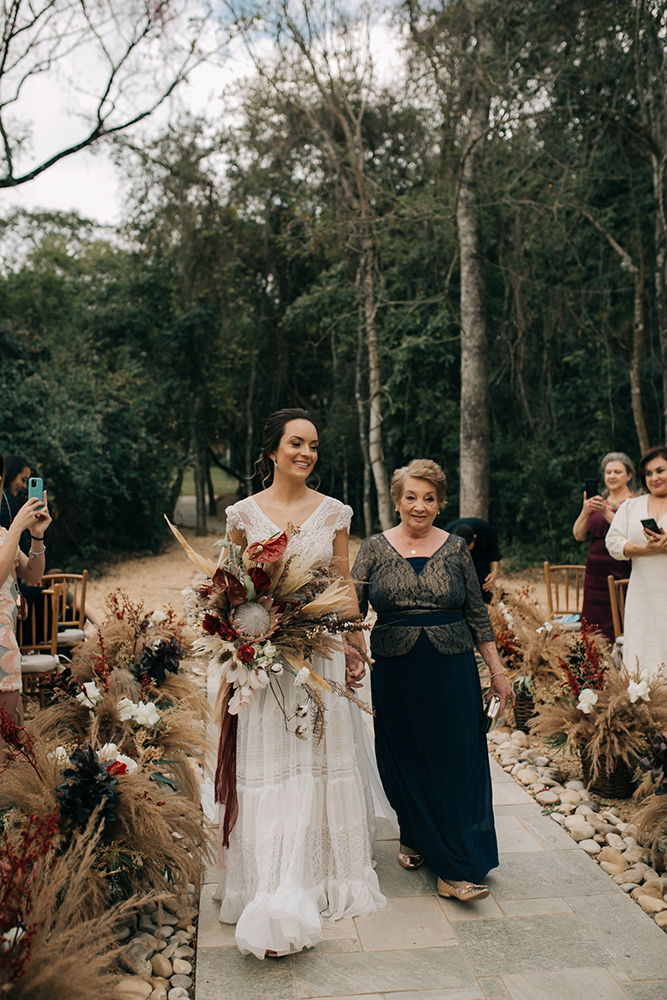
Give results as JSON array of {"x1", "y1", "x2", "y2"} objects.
[{"x1": 272, "y1": 458, "x2": 277, "y2": 467}]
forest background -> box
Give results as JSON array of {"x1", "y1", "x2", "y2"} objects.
[{"x1": 2, "y1": 0, "x2": 667, "y2": 568}]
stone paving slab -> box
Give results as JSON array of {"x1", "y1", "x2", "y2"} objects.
[{"x1": 195, "y1": 750, "x2": 667, "y2": 1000}]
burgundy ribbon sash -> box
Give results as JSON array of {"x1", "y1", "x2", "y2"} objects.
[{"x1": 214, "y1": 687, "x2": 239, "y2": 850}]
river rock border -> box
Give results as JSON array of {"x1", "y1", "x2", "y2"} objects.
[
  {"x1": 487, "y1": 728, "x2": 667, "y2": 932},
  {"x1": 112, "y1": 891, "x2": 199, "y2": 1000}
]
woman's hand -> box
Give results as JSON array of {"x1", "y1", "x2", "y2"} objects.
[
  {"x1": 12, "y1": 494, "x2": 51, "y2": 536},
  {"x1": 599, "y1": 501, "x2": 615, "y2": 525},
  {"x1": 644, "y1": 527, "x2": 667, "y2": 553},
  {"x1": 488, "y1": 672, "x2": 515, "y2": 716},
  {"x1": 583, "y1": 492, "x2": 604, "y2": 513}
]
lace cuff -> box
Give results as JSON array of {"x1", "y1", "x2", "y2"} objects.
[{"x1": 334, "y1": 503, "x2": 353, "y2": 533}]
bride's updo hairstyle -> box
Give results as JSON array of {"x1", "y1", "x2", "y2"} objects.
[{"x1": 258, "y1": 407, "x2": 319, "y2": 488}]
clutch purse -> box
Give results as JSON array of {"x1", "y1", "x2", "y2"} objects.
[{"x1": 482, "y1": 695, "x2": 501, "y2": 734}]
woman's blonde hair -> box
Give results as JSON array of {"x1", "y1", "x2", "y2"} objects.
[
  {"x1": 600, "y1": 451, "x2": 637, "y2": 496},
  {"x1": 390, "y1": 459, "x2": 447, "y2": 508}
]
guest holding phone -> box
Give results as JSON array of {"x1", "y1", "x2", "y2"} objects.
[
  {"x1": 0, "y1": 453, "x2": 52, "y2": 752},
  {"x1": 572, "y1": 452, "x2": 635, "y2": 642},
  {"x1": 606, "y1": 446, "x2": 667, "y2": 677}
]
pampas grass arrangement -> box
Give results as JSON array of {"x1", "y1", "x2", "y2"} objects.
[
  {"x1": 0, "y1": 809, "x2": 159, "y2": 1000},
  {"x1": 531, "y1": 662, "x2": 667, "y2": 782},
  {"x1": 488, "y1": 587, "x2": 575, "y2": 691},
  {"x1": 0, "y1": 733, "x2": 212, "y2": 909}
]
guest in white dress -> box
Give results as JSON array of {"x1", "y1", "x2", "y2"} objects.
[
  {"x1": 213, "y1": 407, "x2": 385, "y2": 958},
  {"x1": 606, "y1": 445, "x2": 667, "y2": 677}
]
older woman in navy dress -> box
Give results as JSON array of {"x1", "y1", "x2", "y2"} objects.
[{"x1": 353, "y1": 459, "x2": 513, "y2": 901}]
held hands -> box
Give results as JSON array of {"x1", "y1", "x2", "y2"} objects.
[
  {"x1": 488, "y1": 672, "x2": 515, "y2": 717},
  {"x1": 343, "y1": 639, "x2": 369, "y2": 689}
]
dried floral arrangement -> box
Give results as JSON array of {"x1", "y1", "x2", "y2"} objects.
[
  {"x1": 167, "y1": 518, "x2": 370, "y2": 849},
  {"x1": 634, "y1": 731, "x2": 667, "y2": 872},
  {"x1": 529, "y1": 624, "x2": 667, "y2": 781},
  {"x1": 488, "y1": 587, "x2": 575, "y2": 695},
  {"x1": 0, "y1": 708, "x2": 212, "y2": 908},
  {"x1": 27, "y1": 590, "x2": 211, "y2": 806},
  {"x1": 0, "y1": 807, "x2": 154, "y2": 1000}
]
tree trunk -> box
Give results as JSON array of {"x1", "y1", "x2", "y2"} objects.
[
  {"x1": 456, "y1": 24, "x2": 492, "y2": 520},
  {"x1": 245, "y1": 344, "x2": 257, "y2": 495},
  {"x1": 206, "y1": 454, "x2": 217, "y2": 517},
  {"x1": 190, "y1": 402, "x2": 207, "y2": 536},
  {"x1": 632, "y1": 268, "x2": 650, "y2": 455},
  {"x1": 654, "y1": 158, "x2": 667, "y2": 446},
  {"x1": 363, "y1": 234, "x2": 393, "y2": 530},
  {"x1": 355, "y1": 289, "x2": 373, "y2": 537}
]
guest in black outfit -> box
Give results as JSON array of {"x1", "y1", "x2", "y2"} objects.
[
  {"x1": 445, "y1": 516, "x2": 502, "y2": 604},
  {"x1": 353, "y1": 459, "x2": 513, "y2": 902}
]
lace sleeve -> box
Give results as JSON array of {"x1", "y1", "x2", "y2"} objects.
[
  {"x1": 351, "y1": 536, "x2": 376, "y2": 618},
  {"x1": 456, "y1": 538, "x2": 495, "y2": 643},
  {"x1": 334, "y1": 502, "x2": 353, "y2": 533},
  {"x1": 225, "y1": 502, "x2": 247, "y2": 534}
]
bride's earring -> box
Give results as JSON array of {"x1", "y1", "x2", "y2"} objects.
[{"x1": 272, "y1": 457, "x2": 277, "y2": 467}]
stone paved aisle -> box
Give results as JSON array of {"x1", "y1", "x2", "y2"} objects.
[{"x1": 195, "y1": 757, "x2": 667, "y2": 1000}]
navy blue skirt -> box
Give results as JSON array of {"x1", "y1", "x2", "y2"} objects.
[{"x1": 371, "y1": 629, "x2": 498, "y2": 883}]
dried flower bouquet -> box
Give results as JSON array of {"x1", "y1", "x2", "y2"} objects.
[{"x1": 488, "y1": 587, "x2": 574, "y2": 693}]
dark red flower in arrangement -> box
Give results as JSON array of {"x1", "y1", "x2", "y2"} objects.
[
  {"x1": 198, "y1": 584, "x2": 212, "y2": 599},
  {"x1": 249, "y1": 567, "x2": 272, "y2": 591},
  {"x1": 211, "y1": 567, "x2": 247, "y2": 606},
  {"x1": 106, "y1": 761, "x2": 128, "y2": 777},
  {"x1": 203, "y1": 613, "x2": 222, "y2": 636},
  {"x1": 237, "y1": 643, "x2": 257, "y2": 664},
  {"x1": 246, "y1": 531, "x2": 289, "y2": 563},
  {"x1": 219, "y1": 622, "x2": 237, "y2": 641},
  {"x1": 559, "y1": 618, "x2": 606, "y2": 699}
]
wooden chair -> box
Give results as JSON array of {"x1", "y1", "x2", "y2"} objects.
[
  {"x1": 42, "y1": 571, "x2": 88, "y2": 648},
  {"x1": 18, "y1": 584, "x2": 62, "y2": 708},
  {"x1": 544, "y1": 562, "x2": 586, "y2": 624},
  {"x1": 607, "y1": 575, "x2": 630, "y2": 641}
]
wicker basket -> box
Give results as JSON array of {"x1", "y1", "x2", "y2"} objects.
[
  {"x1": 513, "y1": 694, "x2": 536, "y2": 734},
  {"x1": 581, "y1": 751, "x2": 636, "y2": 799}
]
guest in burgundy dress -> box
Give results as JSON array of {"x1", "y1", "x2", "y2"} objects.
[{"x1": 573, "y1": 452, "x2": 635, "y2": 642}]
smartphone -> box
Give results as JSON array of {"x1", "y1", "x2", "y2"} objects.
[
  {"x1": 584, "y1": 478, "x2": 598, "y2": 499},
  {"x1": 641, "y1": 517, "x2": 662, "y2": 534},
  {"x1": 28, "y1": 477, "x2": 44, "y2": 508},
  {"x1": 483, "y1": 695, "x2": 501, "y2": 734}
]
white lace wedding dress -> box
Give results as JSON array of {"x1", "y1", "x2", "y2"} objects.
[{"x1": 212, "y1": 494, "x2": 386, "y2": 958}]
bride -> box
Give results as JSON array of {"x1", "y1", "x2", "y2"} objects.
[{"x1": 214, "y1": 407, "x2": 386, "y2": 958}]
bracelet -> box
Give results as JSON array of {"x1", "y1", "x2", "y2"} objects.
[
  {"x1": 28, "y1": 545, "x2": 46, "y2": 557},
  {"x1": 30, "y1": 533, "x2": 44, "y2": 540},
  {"x1": 490, "y1": 670, "x2": 505, "y2": 677}
]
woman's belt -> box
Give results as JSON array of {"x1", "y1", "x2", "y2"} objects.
[{"x1": 374, "y1": 609, "x2": 464, "y2": 628}]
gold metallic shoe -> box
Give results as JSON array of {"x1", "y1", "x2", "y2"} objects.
[
  {"x1": 397, "y1": 844, "x2": 424, "y2": 869},
  {"x1": 437, "y1": 877, "x2": 489, "y2": 901}
]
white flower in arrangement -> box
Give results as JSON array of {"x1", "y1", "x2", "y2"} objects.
[
  {"x1": 117, "y1": 697, "x2": 137, "y2": 722},
  {"x1": 133, "y1": 701, "x2": 161, "y2": 727},
  {"x1": 48, "y1": 746, "x2": 70, "y2": 764},
  {"x1": 150, "y1": 609, "x2": 168, "y2": 624},
  {"x1": 247, "y1": 668, "x2": 271, "y2": 690},
  {"x1": 262, "y1": 640, "x2": 278, "y2": 660},
  {"x1": 536, "y1": 622, "x2": 553, "y2": 635},
  {"x1": 228, "y1": 685, "x2": 254, "y2": 715},
  {"x1": 0, "y1": 927, "x2": 25, "y2": 951},
  {"x1": 224, "y1": 660, "x2": 249, "y2": 685},
  {"x1": 269, "y1": 662, "x2": 284, "y2": 675},
  {"x1": 627, "y1": 674, "x2": 651, "y2": 704},
  {"x1": 76, "y1": 681, "x2": 102, "y2": 708},
  {"x1": 98, "y1": 743, "x2": 118, "y2": 760},
  {"x1": 114, "y1": 752, "x2": 139, "y2": 773},
  {"x1": 294, "y1": 667, "x2": 311, "y2": 687},
  {"x1": 577, "y1": 689, "x2": 599, "y2": 714}
]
